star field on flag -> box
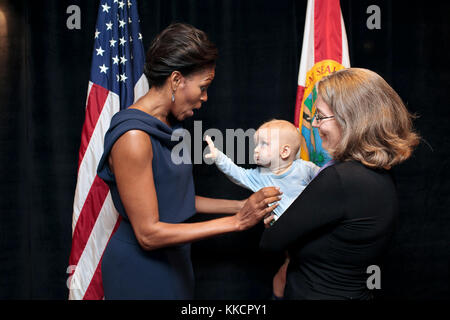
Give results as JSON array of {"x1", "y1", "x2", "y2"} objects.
[{"x1": 90, "y1": 0, "x2": 145, "y2": 108}]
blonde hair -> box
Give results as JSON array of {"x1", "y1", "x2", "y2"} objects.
[
  {"x1": 316, "y1": 68, "x2": 420, "y2": 169},
  {"x1": 257, "y1": 119, "x2": 301, "y2": 160}
]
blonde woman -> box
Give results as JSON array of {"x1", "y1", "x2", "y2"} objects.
[{"x1": 261, "y1": 68, "x2": 420, "y2": 300}]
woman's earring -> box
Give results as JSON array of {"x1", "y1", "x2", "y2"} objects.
[{"x1": 171, "y1": 92, "x2": 175, "y2": 102}]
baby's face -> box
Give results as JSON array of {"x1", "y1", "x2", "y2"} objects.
[{"x1": 253, "y1": 128, "x2": 282, "y2": 168}]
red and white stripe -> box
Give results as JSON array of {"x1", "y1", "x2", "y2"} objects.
[
  {"x1": 294, "y1": 0, "x2": 350, "y2": 127},
  {"x1": 68, "y1": 75, "x2": 148, "y2": 300}
]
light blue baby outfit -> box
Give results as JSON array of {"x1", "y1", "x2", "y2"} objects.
[{"x1": 214, "y1": 151, "x2": 319, "y2": 220}]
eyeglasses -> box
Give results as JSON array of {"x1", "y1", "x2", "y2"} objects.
[{"x1": 314, "y1": 113, "x2": 335, "y2": 123}]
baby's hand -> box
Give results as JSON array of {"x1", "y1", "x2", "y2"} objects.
[{"x1": 204, "y1": 135, "x2": 219, "y2": 160}]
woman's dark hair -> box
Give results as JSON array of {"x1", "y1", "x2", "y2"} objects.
[{"x1": 144, "y1": 23, "x2": 218, "y2": 88}]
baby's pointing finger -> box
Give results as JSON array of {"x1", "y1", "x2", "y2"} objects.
[{"x1": 205, "y1": 135, "x2": 214, "y2": 147}]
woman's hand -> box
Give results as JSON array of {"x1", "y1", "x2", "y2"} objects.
[
  {"x1": 263, "y1": 213, "x2": 276, "y2": 228},
  {"x1": 234, "y1": 187, "x2": 282, "y2": 231},
  {"x1": 272, "y1": 256, "x2": 290, "y2": 298},
  {"x1": 204, "y1": 135, "x2": 219, "y2": 160}
]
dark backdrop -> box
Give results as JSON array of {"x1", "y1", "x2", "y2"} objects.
[{"x1": 0, "y1": 0, "x2": 449, "y2": 299}]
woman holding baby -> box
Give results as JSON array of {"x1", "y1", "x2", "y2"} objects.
[{"x1": 260, "y1": 68, "x2": 420, "y2": 299}]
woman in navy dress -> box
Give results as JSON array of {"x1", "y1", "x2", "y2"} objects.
[{"x1": 97, "y1": 23, "x2": 282, "y2": 299}]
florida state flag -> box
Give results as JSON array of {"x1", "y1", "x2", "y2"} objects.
[{"x1": 294, "y1": 0, "x2": 350, "y2": 166}]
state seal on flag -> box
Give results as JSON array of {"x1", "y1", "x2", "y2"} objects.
[{"x1": 299, "y1": 60, "x2": 345, "y2": 166}]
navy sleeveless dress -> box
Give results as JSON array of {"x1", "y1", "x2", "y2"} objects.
[{"x1": 97, "y1": 108, "x2": 196, "y2": 300}]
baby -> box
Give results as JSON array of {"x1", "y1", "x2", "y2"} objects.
[
  {"x1": 205, "y1": 119, "x2": 319, "y2": 299},
  {"x1": 205, "y1": 119, "x2": 319, "y2": 222}
]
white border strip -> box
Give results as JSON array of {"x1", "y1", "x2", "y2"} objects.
[
  {"x1": 72, "y1": 86, "x2": 120, "y2": 232},
  {"x1": 298, "y1": 0, "x2": 315, "y2": 86}
]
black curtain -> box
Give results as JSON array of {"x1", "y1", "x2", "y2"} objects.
[{"x1": 0, "y1": 0, "x2": 449, "y2": 299}]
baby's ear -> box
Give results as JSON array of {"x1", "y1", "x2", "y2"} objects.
[{"x1": 280, "y1": 145, "x2": 291, "y2": 160}]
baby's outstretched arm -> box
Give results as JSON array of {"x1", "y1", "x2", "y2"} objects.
[{"x1": 204, "y1": 135, "x2": 261, "y2": 192}]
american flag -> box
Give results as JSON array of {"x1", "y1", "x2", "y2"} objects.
[{"x1": 68, "y1": 0, "x2": 148, "y2": 300}]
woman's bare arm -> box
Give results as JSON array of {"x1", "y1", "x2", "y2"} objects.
[{"x1": 195, "y1": 196, "x2": 245, "y2": 214}]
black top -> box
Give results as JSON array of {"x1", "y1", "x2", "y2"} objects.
[{"x1": 260, "y1": 161, "x2": 398, "y2": 299}]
